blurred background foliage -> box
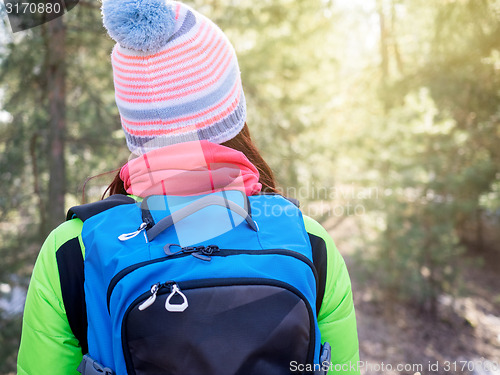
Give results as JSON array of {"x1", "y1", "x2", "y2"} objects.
[{"x1": 0, "y1": 0, "x2": 499, "y2": 373}]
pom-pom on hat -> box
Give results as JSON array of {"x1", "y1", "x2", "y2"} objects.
[{"x1": 102, "y1": 0, "x2": 246, "y2": 155}]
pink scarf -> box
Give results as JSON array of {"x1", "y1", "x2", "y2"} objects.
[{"x1": 120, "y1": 141, "x2": 262, "y2": 197}]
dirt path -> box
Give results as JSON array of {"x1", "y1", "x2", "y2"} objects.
[
  {"x1": 326, "y1": 218, "x2": 500, "y2": 375},
  {"x1": 351, "y1": 266, "x2": 500, "y2": 375}
]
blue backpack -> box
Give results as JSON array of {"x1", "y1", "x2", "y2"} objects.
[{"x1": 63, "y1": 191, "x2": 330, "y2": 375}]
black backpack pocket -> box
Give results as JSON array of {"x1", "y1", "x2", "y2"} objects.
[{"x1": 122, "y1": 278, "x2": 315, "y2": 375}]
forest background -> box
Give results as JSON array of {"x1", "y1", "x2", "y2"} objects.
[{"x1": 0, "y1": 0, "x2": 499, "y2": 374}]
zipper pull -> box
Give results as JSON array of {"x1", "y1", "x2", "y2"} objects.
[
  {"x1": 204, "y1": 245, "x2": 220, "y2": 255},
  {"x1": 164, "y1": 243, "x2": 182, "y2": 256},
  {"x1": 164, "y1": 244, "x2": 201, "y2": 256},
  {"x1": 192, "y1": 245, "x2": 219, "y2": 261},
  {"x1": 138, "y1": 283, "x2": 160, "y2": 311},
  {"x1": 118, "y1": 222, "x2": 148, "y2": 241},
  {"x1": 165, "y1": 284, "x2": 188, "y2": 312}
]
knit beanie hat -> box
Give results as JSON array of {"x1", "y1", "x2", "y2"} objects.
[{"x1": 102, "y1": 0, "x2": 246, "y2": 155}]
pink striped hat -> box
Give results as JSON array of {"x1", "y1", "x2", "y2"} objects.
[{"x1": 102, "y1": 0, "x2": 246, "y2": 155}]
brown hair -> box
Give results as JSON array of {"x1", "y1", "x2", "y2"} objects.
[
  {"x1": 221, "y1": 123, "x2": 278, "y2": 194},
  {"x1": 102, "y1": 123, "x2": 278, "y2": 198}
]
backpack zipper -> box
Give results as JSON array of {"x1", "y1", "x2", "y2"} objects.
[
  {"x1": 164, "y1": 244, "x2": 220, "y2": 261},
  {"x1": 106, "y1": 248, "x2": 318, "y2": 313},
  {"x1": 138, "y1": 282, "x2": 189, "y2": 312},
  {"x1": 137, "y1": 282, "x2": 161, "y2": 311}
]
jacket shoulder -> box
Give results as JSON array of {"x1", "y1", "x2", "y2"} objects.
[
  {"x1": 302, "y1": 215, "x2": 330, "y2": 239},
  {"x1": 45, "y1": 219, "x2": 85, "y2": 257},
  {"x1": 18, "y1": 218, "x2": 86, "y2": 374}
]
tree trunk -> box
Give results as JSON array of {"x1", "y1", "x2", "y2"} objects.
[
  {"x1": 45, "y1": 16, "x2": 67, "y2": 234},
  {"x1": 377, "y1": 0, "x2": 389, "y2": 81},
  {"x1": 30, "y1": 133, "x2": 47, "y2": 238},
  {"x1": 391, "y1": 0, "x2": 404, "y2": 76},
  {"x1": 377, "y1": 0, "x2": 390, "y2": 112}
]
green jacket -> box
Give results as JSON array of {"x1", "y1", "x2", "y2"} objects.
[{"x1": 18, "y1": 207, "x2": 360, "y2": 374}]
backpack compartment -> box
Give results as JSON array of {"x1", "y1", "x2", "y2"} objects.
[
  {"x1": 106, "y1": 246, "x2": 320, "y2": 375},
  {"x1": 123, "y1": 278, "x2": 314, "y2": 375}
]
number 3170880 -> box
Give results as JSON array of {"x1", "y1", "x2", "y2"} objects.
[{"x1": 5, "y1": 2, "x2": 62, "y2": 14}]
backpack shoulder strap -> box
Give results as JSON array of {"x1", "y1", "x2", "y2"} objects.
[
  {"x1": 308, "y1": 232, "x2": 328, "y2": 316},
  {"x1": 259, "y1": 192, "x2": 326, "y2": 315},
  {"x1": 279, "y1": 194, "x2": 326, "y2": 315},
  {"x1": 59, "y1": 194, "x2": 136, "y2": 354},
  {"x1": 57, "y1": 237, "x2": 88, "y2": 354},
  {"x1": 66, "y1": 194, "x2": 136, "y2": 222}
]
